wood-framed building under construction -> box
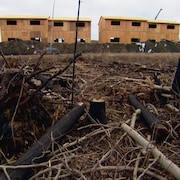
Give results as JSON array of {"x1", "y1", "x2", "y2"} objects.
[
  {"x1": 0, "y1": 15, "x2": 179, "y2": 44},
  {"x1": 98, "y1": 16, "x2": 180, "y2": 44},
  {"x1": 50, "y1": 17, "x2": 91, "y2": 43},
  {"x1": 0, "y1": 15, "x2": 91, "y2": 43}
]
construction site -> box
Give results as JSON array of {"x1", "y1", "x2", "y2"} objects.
[{"x1": 0, "y1": 1, "x2": 180, "y2": 180}]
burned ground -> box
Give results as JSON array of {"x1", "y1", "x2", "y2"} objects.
[{"x1": 0, "y1": 53, "x2": 180, "y2": 179}]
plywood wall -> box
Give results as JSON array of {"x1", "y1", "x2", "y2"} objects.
[
  {"x1": 99, "y1": 17, "x2": 180, "y2": 43},
  {"x1": 0, "y1": 17, "x2": 91, "y2": 43}
]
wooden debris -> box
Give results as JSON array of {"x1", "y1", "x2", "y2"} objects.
[
  {"x1": 0, "y1": 53, "x2": 179, "y2": 179},
  {"x1": 121, "y1": 123, "x2": 180, "y2": 180},
  {"x1": 128, "y1": 94, "x2": 158, "y2": 129},
  {"x1": 153, "y1": 84, "x2": 172, "y2": 92},
  {"x1": 0, "y1": 103, "x2": 85, "y2": 179},
  {"x1": 0, "y1": 49, "x2": 10, "y2": 68},
  {"x1": 165, "y1": 103, "x2": 179, "y2": 113},
  {"x1": 128, "y1": 94, "x2": 169, "y2": 140}
]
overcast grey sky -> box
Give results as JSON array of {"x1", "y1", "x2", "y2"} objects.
[{"x1": 0, "y1": 0, "x2": 180, "y2": 40}]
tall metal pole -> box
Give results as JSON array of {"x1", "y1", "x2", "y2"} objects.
[
  {"x1": 154, "y1": 8, "x2": 163, "y2": 20},
  {"x1": 50, "y1": 0, "x2": 56, "y2": 49},
  {"x1": 74, "y1": 0, "x2": 81, "y2": 56},
  {"x1": 72, "y1": 0, "x2": 81, "y2": 107}
]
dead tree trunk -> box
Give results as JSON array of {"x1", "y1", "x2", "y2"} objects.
[
  {"x1": 87, "y1": 99, "x2": 107, "y2": 124},
  {"x1": 0, "y1": 103, "x2": 85, "y2": 180}
]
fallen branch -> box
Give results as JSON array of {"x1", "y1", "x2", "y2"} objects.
[
  {"x1": 0, "y1": 103, "x2": 85, "y2": 180},
  {"x1": 79, "y1": 165, "x2": 166, "y2": 180},
  {"x1": 0, "y1": 49, "x2": 10, "y2": 68},
  {"x1": 130, "y1": 109, "x2": 141, "y2": 128},
  {"x1": 21, "y1": 53, "x2": 82, "y2": 106},
  {"x1": 128, "y1": 94, "x2": 169, "y2": 140},
  {"x1": 121, "y1": 123, "x2": 180, "y2": 180},
  {"x1": 165, "y1": 104, "x2": 179, "y2": 113},
  {"x1": 34, "y1": 50, "x2": 47, "y2": 71},
  {"x1": 153, "y1": 84, "x2": 171, "y2": 93},
  {"x1": 128, "y1": 94, "x2": 158, "y2": 129}
]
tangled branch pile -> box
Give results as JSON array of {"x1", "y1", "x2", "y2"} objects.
[{"x1": 0, "y1": 53, "x2": 180, "y2": 179}]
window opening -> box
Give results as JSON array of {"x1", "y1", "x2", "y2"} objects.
[
  {"x1": 131, "y1": 38, "x2": 140, "y2": 43},
  {"x1": 7, "y1": 20, "x2": 17, "y2": 25},
  {"x1": 111, "y1": 21, "x2": 120, "y2": 26},
  {"x1": 8, "y1": 38, "x2": 21, "y2": 41},
  {"x1": 31, "y1": 37, "x2": 41, "y2": 42},
  {"x1": 54, "y1": 38, "x2": 64, "y2": 43},
  {"x1": 110, "y1": 37, "x2": 120, "y2": 42},
  {"x1": 54, "y1": 22, "x2": 64, "y2": 26},
  {"x1": 149, "y1": 24, "x2": 157, "y2": 28},
  {"x1": 30, "y1": 20, "x2": 40, "y2": 25},
  {"x1": 167, "y1": 25, "x2": 175, "y2": 29},
  {"x1": 132, "y1": 21, "x2": 141, "y2": 26},
  {"x1": 77, "y1": 38, "x2": 85, "y2": 42},
  {"x1": 76, "y1": 22, "x2": 85, "y2": 27}
]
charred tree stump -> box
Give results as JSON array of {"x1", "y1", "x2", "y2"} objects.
[
  {"x1": 87, "y1": 99, "x2": 107, "y2": 124},
  {"x1": 0, "y1": 103, "x2": 85, "y2": 180},
  {"x1": 128, "y1": 94, "x2": 168, "y2": 139}
]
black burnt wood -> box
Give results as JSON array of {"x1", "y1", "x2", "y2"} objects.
[
  {"x1": 128, "y1": 94, "x2": 169, "y2": 141},
  {"x1": 0, "y1": 103, "x2": 85, "y2": 180}
]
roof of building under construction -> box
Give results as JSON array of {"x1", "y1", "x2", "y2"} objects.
[
  {"x1": 0, "y1": 15, "x2": 50, "y2": 19},
  {"x1": 52, "y1": 17, "x2": 91, "y2": 22},
  {"x1": 99, "y1": 16, "x2": 180, "y2": 25},
  {"x1": 0, "y1": 15, "x2": 91, "y2": 22}
]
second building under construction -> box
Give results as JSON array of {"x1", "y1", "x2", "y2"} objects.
[{"x1": 98, "y1": 16, "x2": 180, "y2": 44}]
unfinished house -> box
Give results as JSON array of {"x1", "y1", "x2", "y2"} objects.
[
  {"x1": 0, "y1": 15, "x2": 50, "y2": 42},
  {"x1": 99, "y1": 16, "x2": 180, "y2": 44},
  {"x1": 49, "y1": 17, "x2": 91, "y2": 43},
  {"x1": 0, "y1": 15, "x2": 91, "y2": 44},
  {"x1": 147, "y1": 20, "x2": 180, "y2": 42}
]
